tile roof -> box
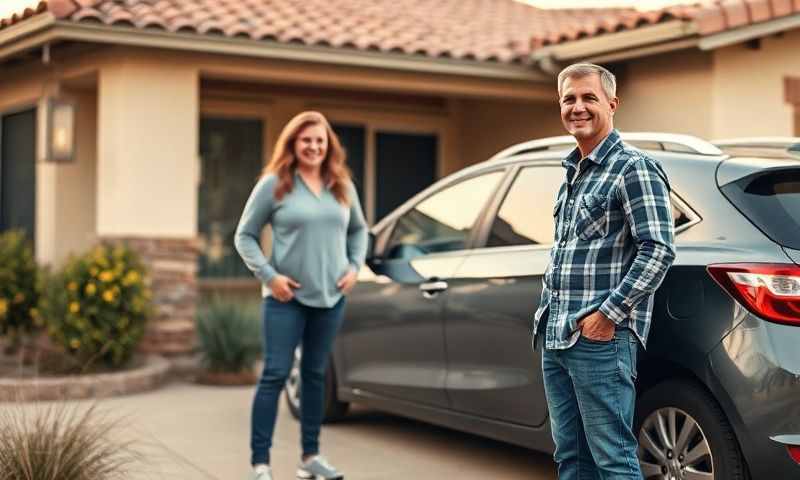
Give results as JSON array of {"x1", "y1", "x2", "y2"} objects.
[
  {"x1": 0, "y1": 0, "x2": 629, "y2": 63},
  {"x1": 1, "y1": 1, "x2": 799, "y2": 63},
  {"x1": 534, "y1": 0, "x2": 800, "y2": 48}
]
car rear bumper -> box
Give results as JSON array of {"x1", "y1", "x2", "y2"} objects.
[{"x1": 709, "y1": 312, "x2": 800, "y2": 478}]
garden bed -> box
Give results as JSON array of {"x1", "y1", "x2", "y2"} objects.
[{"x1": 0, "y1": 354, "x2": 169, "y2": 401}]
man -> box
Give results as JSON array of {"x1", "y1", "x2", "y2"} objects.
[{"x1": 533, "y1": 63, "x2": 676, "y2": 479}]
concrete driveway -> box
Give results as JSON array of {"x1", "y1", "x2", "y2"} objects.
[{"x1": 87, "y1": 381, "x2": 557, "y2": 479}]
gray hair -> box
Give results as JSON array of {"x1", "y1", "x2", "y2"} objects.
[{"x1": 557, "y1": 63, "x2": 617, "y2": 100}]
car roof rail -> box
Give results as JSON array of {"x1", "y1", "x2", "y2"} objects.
[
  {"x1": 713, "y1": 137, "x2": 800, "y2": 159},
  {"x1": 488, "y1": 132, "x2": 723, "y2": 162}
]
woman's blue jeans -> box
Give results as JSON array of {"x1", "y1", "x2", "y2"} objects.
[
  {"x1": 542, "y1": 328, "x2": 642, "y2": 479},
  {"x1": 250, "y1": 296, "x2": 345, "y2": 466}
]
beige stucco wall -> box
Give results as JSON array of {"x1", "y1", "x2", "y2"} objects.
[
  {"x1": 51, "y1": 89, "x2": 97, "y2": 265},
  {"x1": 97, "y1": 56, "x2": 199, "y2": 238},
  {"x1": 454, "y1": 97, "x2": 563, "y2": 170},
  {"x1": 616, "y1": 49, "x2": 715, "y2": 139},
  {"x1": 711, "y1": 30, "x2": 800, "y2": 138}
]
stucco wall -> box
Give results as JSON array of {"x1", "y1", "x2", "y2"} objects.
[
  {"x1": 616, "y1": 49, "x2": 715, "y2": 139},
  {"x1": 97, "y1": 56, "x2": 199, "y2": 238},
  {"x1": 454, "y1": 97, "x2": 563, "y2": 171},
  {"x1": 52, "y1": 89, "x2": 97, "y2": 265},
  {"x1": 711, "y1": 30, "x2": 800, "y2": 138}
]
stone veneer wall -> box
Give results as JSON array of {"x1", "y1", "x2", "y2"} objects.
[{"x1": 101, "y1": 236, "x2": 198, "y2": 356}]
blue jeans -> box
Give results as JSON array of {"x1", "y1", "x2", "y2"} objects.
[
  {"x1": 542, "y1": 328, "x2": 642, "y2": 479},
  {"x1": 250, "y1": 296, "x2": 345, "y2": 465}
]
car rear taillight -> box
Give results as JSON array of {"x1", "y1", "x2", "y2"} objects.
[
  {"x1": 707, "y1": 263, "x2": 800, "y2": 326},
  {"x1": 789, "y1": 445, "x2": 800, "y2": 464}
]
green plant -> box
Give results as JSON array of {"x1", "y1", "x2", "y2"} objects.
[
  {"x1": 40, "y1": 244, "x2": 151, "y2": 370},
  {"x1": 196, "y1": 299, "x2": 262, "y2": 373},
  {"x1": 0, "y1": 402, "x2": 140, "y2": 480},
  {"x1": 0, "y1": 230, "x2": 42, "y2": 345}
]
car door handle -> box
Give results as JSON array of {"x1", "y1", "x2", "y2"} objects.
[{"x1": 420, "y1": 280, "x2": 448, "y2": 299}]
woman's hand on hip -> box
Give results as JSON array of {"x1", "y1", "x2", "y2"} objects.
[
  {"x1": 337, "y1": 268, "x2": 358, "y2": 295},
  {"x1": 269, "y1": 274, "x2": 300, "y2": 302}
]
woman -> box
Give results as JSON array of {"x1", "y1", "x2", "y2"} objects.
[{"x1": 235, "y1": 111, "x2": 368, "y2": 480}]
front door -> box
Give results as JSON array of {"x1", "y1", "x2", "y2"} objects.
[
  {"x1": 0, "y1": 108, "x2": 37, "y2": 240},
  {"x1": 198, "y1": 117, "x2": 263, "y2": 279}
]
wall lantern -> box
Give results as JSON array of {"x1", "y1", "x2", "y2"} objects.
[{"x1": 46, "y1": 97, "x2": 75, "y2": 163}]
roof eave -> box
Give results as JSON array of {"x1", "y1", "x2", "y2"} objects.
[
  {"x1": 0, "y1": 12, "x2": 56, "y2": 53},
  {"x1": 532, "y1": 20, "x2": 696, "y2": 65},
  {"x1": 531, "y1": 13, "x2": 800, "y2": 69},
  {"x1": 698, "y1": 13, "x2": 800, "y2": 51},
  {"x1": 0, "y1": 19, "x2": 549, "y2": 82}
]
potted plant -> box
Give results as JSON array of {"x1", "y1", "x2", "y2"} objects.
[{"x1": 195, "y1": 299, "x2": 262, "y2": 385}]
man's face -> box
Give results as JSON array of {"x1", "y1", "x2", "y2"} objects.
[{"x1": 559, "y1": 73, "x2": 618, "y2": 143}]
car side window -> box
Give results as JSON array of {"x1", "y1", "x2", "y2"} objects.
[
  {"x1": 486, "y1": 166, "x2": 563, "y2": 248},
  {"x1": 384, "y1": 171, "x2": 504, "y2": 260}
]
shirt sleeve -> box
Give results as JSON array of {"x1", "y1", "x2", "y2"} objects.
[
  {"x1": 346, "y1": 182, "x2": 369, "y2": 272},
  {"x1": 599, "y1": 156, "x2": 676, "y2": 324},
  {"x1": 234, "y1": 176, "x2": 279, "y2": 284}
]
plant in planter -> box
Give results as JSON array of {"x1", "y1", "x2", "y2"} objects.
[
  {"x1": 0, "y1": 402, "x2": 140, "y2": 480},
  {"x1": 0, "y1": 230, "x2": 42, "y2": 352},
  {"x1": 39, "y1": 243, "x2": 152, "y2": 372},
  {"x1": 195, "y1": 299, "x2": 262, "y2": 385}
]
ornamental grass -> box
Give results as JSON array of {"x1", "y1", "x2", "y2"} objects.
[{"x1": 0, "y1": 402, "x2": 140, "y2": 480}]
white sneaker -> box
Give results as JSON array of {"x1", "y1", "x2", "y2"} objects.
[
  {"x1": 296, "y1": 455, "x2": 343, "y2": 480},
  {"x1": 250, "y1": 465, "x2": 272, "y2": 480}
]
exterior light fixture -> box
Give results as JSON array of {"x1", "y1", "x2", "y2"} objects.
[{"x1": 46, "y1": 97, "x2": 75, "y2": 163}]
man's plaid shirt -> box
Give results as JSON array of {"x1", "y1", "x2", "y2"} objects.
[{"x1": 533, "y1": 129, "x2": 676, "y2": 350}]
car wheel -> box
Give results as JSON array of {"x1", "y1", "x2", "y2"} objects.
[
  {"x1": 285, "y1": 346, "x2": 350, "y2": 423},
  {"x1": 636, "y1": 380, "x2": 746, "y2": 480}
]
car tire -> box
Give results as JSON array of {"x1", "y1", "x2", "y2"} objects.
[
  {"x1": 285, "y1": 346, "x2": 350, "y2": 423},
  {"x1": 635, "y1": 379, "x2": 746, "y2": 480}
]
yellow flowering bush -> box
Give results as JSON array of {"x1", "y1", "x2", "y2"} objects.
[
  {"x1": 0, "y1": 230, "x2": 41, "y2": 343},
  {"x1": 40, "y1": 243, "x2": 152, "y2": 369}
]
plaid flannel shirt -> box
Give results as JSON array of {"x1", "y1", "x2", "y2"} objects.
[{"x1": 533, "y1": 129, "x2": 676, "y2": 350}]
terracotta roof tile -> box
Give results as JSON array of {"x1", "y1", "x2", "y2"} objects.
[{"x1": 2, "y1": 0, "x2": 800, "y2": 65}]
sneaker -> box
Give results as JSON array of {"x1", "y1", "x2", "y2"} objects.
[
  {"x1": 296, "y1": 455, "x2": 344, "y2": 480},
  {"x1": 250, "y1": 466, "x2": 273, "y2": 480}
]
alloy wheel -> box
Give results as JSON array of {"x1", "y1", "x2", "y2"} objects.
[{"x1": 638, "y1": 407, "x2": 714, "y2": 480}]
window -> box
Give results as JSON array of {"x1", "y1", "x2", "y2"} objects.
[
  {"x1": 487, "y1": 166, "x2": 563, "y2": 248},
  {"x1": 720, "y1": 168, "x2": 800, "y2": 249},
  {"x1": 385, "y1": 171, "x2": 504, "y2": 260}
]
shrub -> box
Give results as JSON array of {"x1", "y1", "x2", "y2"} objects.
[
  {"x1": 0, "y1": 230, "x2": 42, "y2": 345},
  {"x1": 196, "y1": 299, "x2": 262, "y2": 373},
  {"x1": 40, "y1": 244, "x2": 152, "y2": 370},
  {"x1": 0, "y1": 402, "x2": 140, "y2": 480}
]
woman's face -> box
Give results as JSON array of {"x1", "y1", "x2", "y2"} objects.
[{"x1": 293, "y1": 123, "x2": 328, "y2": 171}]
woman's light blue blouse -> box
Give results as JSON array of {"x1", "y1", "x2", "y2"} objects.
[{"x1": 234, "y1": 173, "x2": 368, "y2": 308}]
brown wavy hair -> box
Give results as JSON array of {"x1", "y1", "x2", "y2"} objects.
[{"x1": 262, "y1": 111, "x2": 352, "y2": 205}]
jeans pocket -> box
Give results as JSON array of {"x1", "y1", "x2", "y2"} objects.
[{"x1": 616, "y1": 334, "x2": 638, "y2": 381}]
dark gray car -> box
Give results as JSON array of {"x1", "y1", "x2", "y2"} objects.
[{"x1": 286, "y1": 133, "x2": 800, "y2": 480}]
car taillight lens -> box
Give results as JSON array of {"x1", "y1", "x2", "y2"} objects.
[
  {"x1": 707, "y1": 263, "x2": 800, "y2": 326},
  {"x1": 789, "y1": 445, "x2": 800, "y2": 464}
]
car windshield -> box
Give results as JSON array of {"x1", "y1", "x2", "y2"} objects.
[{"x1": 720, "y1": 167, "x2": 800, "y2": 249}]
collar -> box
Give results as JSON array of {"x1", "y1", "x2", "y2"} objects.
[{"x1": 562, "y1": 129, "x2": 622, "y2": 170}]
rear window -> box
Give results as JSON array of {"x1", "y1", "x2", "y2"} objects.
[{"x1": 720, "y1": 168, "x2": 800, "y2": 249}]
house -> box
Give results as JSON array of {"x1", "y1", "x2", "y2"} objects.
[{"x1": 1, "y1": 0, "x2": 798, "y2": 354}]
